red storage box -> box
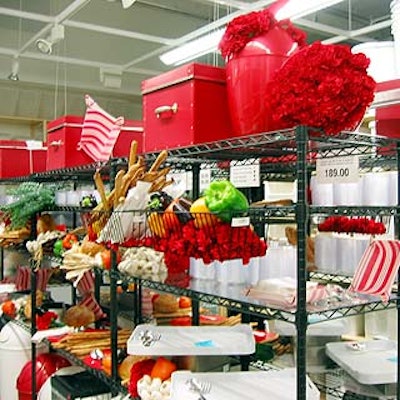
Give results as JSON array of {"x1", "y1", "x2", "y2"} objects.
[
  {"x1": 0, "y1": 140, "x2": 46, "y2": 178},
  {"x1": 46, "y1": 115, "x2": 143, "y2": 170},
  {"x1": 142, "y1": 63, "x2": 233, "y2": 152},
  {"x1": 376, "y1": 79, "x2": 400, "y2": 138}
]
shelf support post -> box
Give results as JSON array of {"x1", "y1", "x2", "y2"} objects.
[{"x1": 295, "y1": 126, "x2": 309, "y2": 400}]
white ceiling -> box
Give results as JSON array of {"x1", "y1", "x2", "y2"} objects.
[{"x1": 0, "y1": 0, "x2": 395, "y2": 125}]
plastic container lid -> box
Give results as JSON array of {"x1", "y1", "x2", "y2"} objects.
[
  {"x1": 326, "y1": 340, "x2": 398, "y2": 384},
  {"x1": 17, "y1": 353, "x2": 71, "y2": 395},
  {"x1": 0, "y1": 321, "x2": 32, "y2": 350}
]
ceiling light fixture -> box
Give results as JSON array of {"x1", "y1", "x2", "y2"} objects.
[
  {"x1": 35, "y1": 24, "x2": 65, "y2": 55},
  {"x1": 8, "y1": 57, "x2": 20, "y2": 81},
  {"x1": 274, "y1": 0, "x2": 345, "y2": 20},
  {"x1": 159, "y1": 0, "x2": 346, "y2": 66},
  {"x1": 121, "y1": 0, "x2": 136, "y2": 9}
]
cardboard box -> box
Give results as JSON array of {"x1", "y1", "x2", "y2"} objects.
[
  {"x1": 0, "y1": 140, "x2": 46, "y2": 178},
  {"x1": 142, "y1": 63, "x2": 232, "y2": 152},
  {"x1": 46, "y1": 115, "x2": 143, "y2": 171}
]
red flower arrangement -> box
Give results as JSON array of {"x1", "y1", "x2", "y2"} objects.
[
  {"x1": 265, "y1": 41, "x2": 376, "y2": 135},
  {"x1": 119, "y1": 220, "x2": 267, "y2": 274},
  {"x1": 218, "y1": 8, "x2": 307, "y2": 60},
  {"x1": 318, "y1": 216, "x2": 386, "y2": 235},
  {"x1": 36, "y1": 311, "x2": 59, "y2": 330}
]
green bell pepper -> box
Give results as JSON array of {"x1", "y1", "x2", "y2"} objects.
[
  {"x1": 204, "y1": 180, "x2": 249, "y2": 222},
  {"x1": 53, "y1": 239, "x2": 64, "y2": 257}
]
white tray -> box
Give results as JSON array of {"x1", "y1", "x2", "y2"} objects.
[
  {"x1": 326, "y1": 340, "x2": 398, "y2": 384},
  {"x1": 127, "y1": 324, "x2": 255, "y2": 356},
  {"x1": 0, "y1": 283, "x2": 16, "y2": 293},
  {"x1": 170, "y1": 370, "x2": 320, "y2": 400}
]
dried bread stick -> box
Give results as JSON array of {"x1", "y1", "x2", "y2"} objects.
[
  {"x1": 129, "y1": 140, "x2": 138, "y2": 167},
  {"x1": 148, "y1": 150, "x2": 168, "y2": 173},
  {"x1": 93, "y1": 170, "x2": 109, "y2": 212},
  {"x1": 114, "y1": 169, "x2": 126, "y2": 207}
]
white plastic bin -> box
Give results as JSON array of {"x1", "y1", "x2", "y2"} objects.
[{"x1": 0, "y1": 321, "x2": 46, "y2": 400}]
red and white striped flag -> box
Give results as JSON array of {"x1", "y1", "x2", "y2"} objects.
[
  {"x1": 78, "y1": 95, "x2": 124, "y2": 162},
  {"x1": 350, "y1": 239, "x2": 400, "y2": 301},
  {"x1": 76, "y1": 270, "x2": 95, "y2": 296},
  {"x1": 79, "y1": 294, "x2": 106, "y2": 321},
  {"x1": 15, "y1": 266, "x2": 52, "y2": 291}
]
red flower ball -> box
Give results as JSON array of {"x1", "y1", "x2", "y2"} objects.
[
  {"x1": 219, "y1": 8, "x2": 306, "y2": 60},
  {"x1": 265, "y1": 41, "x2": 376, "y2": 135}
]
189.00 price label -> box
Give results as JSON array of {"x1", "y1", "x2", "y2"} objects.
[{"x1": 316, "y1": 156, "x2": 359, "y2": 184}]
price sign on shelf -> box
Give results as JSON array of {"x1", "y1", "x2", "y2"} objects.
[
  {"x1": 230, "y1": 162, "x2": 260, "y2": 188},
  {"x1": 316, "y1": 155, "x2": 359, "y2": 184}
]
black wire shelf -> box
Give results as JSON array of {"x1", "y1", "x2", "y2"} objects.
[
  {"x1": 1, "y1": 128, "x2": 399, "y2": 183},
  {"x1": 112, "y1": 272, "x2": 400, "y2": 324},
  {"x1": 50, "y1": 346, "x2": 132, "y2": 398}
]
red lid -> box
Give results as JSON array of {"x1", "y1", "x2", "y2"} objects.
[{"x1": 17, "y1": 353, "x2": 71, "y2": 394}]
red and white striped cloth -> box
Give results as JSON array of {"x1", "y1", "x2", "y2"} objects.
[
  {"x1": 350, "y1": 239, "x2": 400, "y2": 301},
  {"x1": 78, "y1": 94, "x2": 124, "y2": 162},
  {"x1": 15, "y1": 266, "x2": 52, "y2": 291},
  {"x1": 76, "y1": 270, "x2": 95, "y2": 297},
  {"x1": 79, "y1": 294, "x2": 106, "y2": 321}
]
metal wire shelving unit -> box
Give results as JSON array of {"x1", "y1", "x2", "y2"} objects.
[{"x1": 4, "y1": 126, "x2": 400, "y2": 399}]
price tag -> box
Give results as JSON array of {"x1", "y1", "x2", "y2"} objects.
[
  {"x1": 316, "y1": 156, "x2": 359, "y2": 183},
  {"x1": 231, "y1": 217, "x2": 250, "y2": 227},
  {"x1": 199, "y1": 169, "x2": 211, "y2": 192},
  {"x1": 230, "y1": 163, "x2": 260, "y2": 188}
]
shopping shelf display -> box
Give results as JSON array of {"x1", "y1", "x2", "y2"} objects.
[{"x1": 0, "y1": 127, "x2": 400, "y2": 399}]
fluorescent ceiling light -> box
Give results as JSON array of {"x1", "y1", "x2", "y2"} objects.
[
  {"x1": 160, "y1": 29, "x2": 224, "y2": 66},
  {"x1": 160, "y1": 0, "x2": 346, "y2": 66},
  {"x1": 275, "y1": 0, "x2": 345, "y2": 21}
]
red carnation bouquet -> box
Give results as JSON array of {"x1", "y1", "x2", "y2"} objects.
[
  {"x1": 218, "y1": 8, "x2": 307, "y2": 60},
  {"x1": 265, "y1": 41, "x2": 376, "y2": 135},
  {"x1": 120, "y1": 220, "x2": 267, "y2": 275},
  {"x1": 318, "y1": 216, "x2": 386, "y2": 235}
]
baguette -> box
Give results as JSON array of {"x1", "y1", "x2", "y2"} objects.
[
  {"x1": 114, "y1": 169, "x2": 126, "y2": 208},
  {"x1": 93, "y1": 170, "x2": 110, "y2": 212},
  {"x1": 149, "y1": 150, "x2": 168, "y2": 173},
  {"x1": 128, "y1": 140, "x2": 138, "y2": 167}
]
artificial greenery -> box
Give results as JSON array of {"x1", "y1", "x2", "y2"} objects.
[{"x1": 0, "y1": 182, "x2": 57, "y2": 229}]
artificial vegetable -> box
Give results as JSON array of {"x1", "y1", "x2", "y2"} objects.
[
  {"x1": 128, "y1": 358, "x2": 156, "y2": 398},
  {"x1": 62, "y1": 233, "x2": 78, "y2": 249},
  {"x1": 147, "y1": 191, "x2": 173, "y2": 212},
  {"x1": 204, "y1": 180, "x2": 249, "y2": 222},
  {"x1": 163, "y1": 197, "x2": 192, "y2": 230},
  {"x1": 147, "y1": 212, "x2": 167, "y2": 237},
  {"x1": 1, "y1": 300, "x2": 16, "y2": 318},
  {"x1": 189, "y1": 197, "x2": 219, "y2": 228},
  {"x1": 150, "y1": 357, "x2": 177, "y2": 380},
  {"x1": 53, "y1": 239, "x2": 64, "y2": 257}
]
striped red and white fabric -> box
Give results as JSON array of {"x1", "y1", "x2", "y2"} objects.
[
  {"x1": 350, "y1": 239, "x2": 400, "y2": 301},
  {"x1": 15, "y1": 266, "x2": 52, "y2": 291},
  {"x1": 15, "y1": 266, "x2": 30, "y2": 290},
  {"x1": 78, "y1": 94, "x2": 124, "y2": 162},
  {"x1": 79, "y1": 294, "x2": 106, "y2": 321},
  {"x1": 76, "y1": 270, "x2": 95, "y2": 296}
]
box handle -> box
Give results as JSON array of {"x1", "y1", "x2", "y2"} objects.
[
  {"x1": 49, "y1": 140, "x2": 64, "y2": 147},
  {"x1": 154, "y1": 103, "x2": 178, "y2": 119}
]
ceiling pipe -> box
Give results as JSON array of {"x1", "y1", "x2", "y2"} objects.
[
  {"x1": 64, "y1": 20, "x2": 174, "y2": 45},
  {"x1": 0, "y1": 7, "x2": 53, "y2": 23}
]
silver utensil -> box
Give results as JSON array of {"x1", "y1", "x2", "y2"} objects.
[
  {"x1": 186, "y1": 377, "x2": 211, "y2": 400},
  {"x1": 138, "y1": 329, "x2": 161, "y2": 347}
]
